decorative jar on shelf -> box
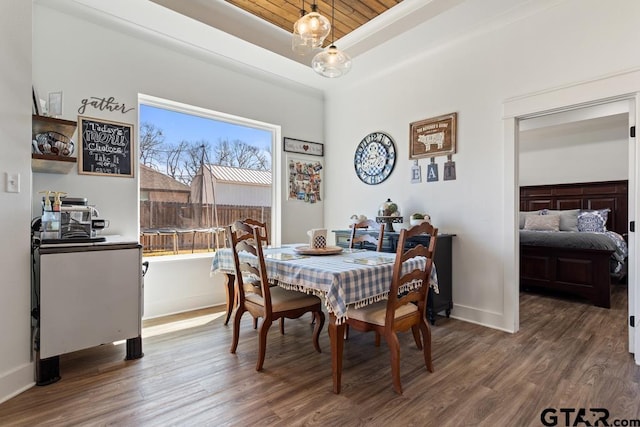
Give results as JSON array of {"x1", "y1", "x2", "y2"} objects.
[
  {"x1": 378, "y1": 198, "x2": 400, "y2": 217},
  {"x1": 410, "y1": 213, "x2": 431, "y2": 226}
]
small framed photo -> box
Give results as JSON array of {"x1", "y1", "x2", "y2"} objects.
[
  {"x1": 410, "y1": 112, "x2": 457, "y2": 159},
  {"x1": 48, "y1": 91, "x2": 63, "y2": 117},
  {"x1": 284, "y1": 137, "x2": 324, "y2": 157},
  {"x1": 287, "y1": 156, "x2": 323, "y2": 203}
]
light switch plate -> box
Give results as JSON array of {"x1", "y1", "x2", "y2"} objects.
[{"x1": 6, "y1": 172, "x2": 20, "y2": 193}]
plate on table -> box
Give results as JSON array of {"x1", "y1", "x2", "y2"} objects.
[
  {"x1": 293, "y1": 245, "x2": 343, "y2": 255},
  {"x1": 266, "y1": 252, "x2": 308, "y2": 261},
  {"x1": 343, "y1": 256, "x2": 395, "y2": 266}
]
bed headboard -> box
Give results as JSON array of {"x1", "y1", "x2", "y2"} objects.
[{"x1": 520, "y1": 180, "x2": 628, "y2": 236}]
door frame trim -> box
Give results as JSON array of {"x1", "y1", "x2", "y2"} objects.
[{"x1": 502, "y1": 69, "x2": 640, "y2": 360}]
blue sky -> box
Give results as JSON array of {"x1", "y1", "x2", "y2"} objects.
[{"x1": 139, "y1": 104, "x2": 271, "y2": 150}]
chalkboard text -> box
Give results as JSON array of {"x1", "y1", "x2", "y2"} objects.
[{"x1": 79, "y1": 116, "x2": 134, "y2": 178}]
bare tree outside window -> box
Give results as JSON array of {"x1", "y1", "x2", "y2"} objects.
[
  {"x1": 213, "y1": 138, "x2": 270, "y2": 170},
  {"x1": 139, "y1": 122, "x2": 165, "y2": 168}
]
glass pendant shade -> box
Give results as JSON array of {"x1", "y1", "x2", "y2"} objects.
[
  {"x1": 292, "y1": 32, "x2": 314, "y2": 56},
  {"x1": 293, "y1": 8, "x2": 330, "y2": 48},
  {"x1": 312, "y1": 45, "x2": 352, "y2": 78}
]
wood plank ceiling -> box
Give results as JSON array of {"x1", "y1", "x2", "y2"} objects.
[{"x1": 225, "y1": 0, "x2": 403, "y2": 44}]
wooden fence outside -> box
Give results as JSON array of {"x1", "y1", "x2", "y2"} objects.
[{"x1": 140, "y1": 201, "x2": 271, "y2": 255}]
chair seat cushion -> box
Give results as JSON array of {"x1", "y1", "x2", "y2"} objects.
[
  {"x1": 348, "y1": 300, "x2": 417, "y2": 326},
  {"x1": 246, "y1": 286, "x2": 321, "y2": 312}
]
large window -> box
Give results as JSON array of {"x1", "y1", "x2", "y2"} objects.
[{"x1": 138, "y1": 95, "x2": 276, "y2": 256}]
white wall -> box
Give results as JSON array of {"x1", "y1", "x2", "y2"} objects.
[
  {"x1": 142, "y1": 256, "x2": 226, "y2": 319},
  {"x1": 0, "y1": 0, "x2": 36, "y2": 403},
  {"x1": 519, "y1": 113, "x2": 628, "y2": 186},
  {"x1": 323, "y1": 0, "x2": 640, "y2": 331}
]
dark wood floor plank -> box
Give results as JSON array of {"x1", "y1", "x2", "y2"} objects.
[{"x1": 1, "y1": 285, "x2": 639, "y2": 426}]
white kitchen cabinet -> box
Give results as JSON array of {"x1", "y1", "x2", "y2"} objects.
[{"x1": 33, "y1": 241, "x2": 143, "y2": 384}]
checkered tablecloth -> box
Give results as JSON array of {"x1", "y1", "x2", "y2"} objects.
[{"x1": 211, "y1": 245, "x2": 438, "y2": 323}]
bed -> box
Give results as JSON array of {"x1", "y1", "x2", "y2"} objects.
[{"x1": 519, "y1": 180, "x2": 628, "y2": 308}]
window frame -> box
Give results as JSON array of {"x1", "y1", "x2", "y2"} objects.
[{"x1": 137, "y1": 93, "x2": 282, "y2": 254}]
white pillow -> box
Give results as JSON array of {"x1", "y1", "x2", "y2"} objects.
[
  {"x1": 519, "y1": 211, "x2": 541, "y2": 229},
  {"x1": 524, "y1": 214, "x2": 560, "y2": 231}
]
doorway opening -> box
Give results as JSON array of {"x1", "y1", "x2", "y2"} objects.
[
  {"x1": 517, "y1": 100, "x2": 631, "y2": 335},
  {"x1": 504, "y1": 81, "x2": 638, "y2": 361}
]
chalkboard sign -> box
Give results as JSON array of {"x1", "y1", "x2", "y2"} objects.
[{"x1": 78, "y1": 116, "x2": 134, "y2": 177}]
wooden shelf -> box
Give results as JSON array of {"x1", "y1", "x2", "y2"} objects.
[
  {"x1": 32, "y1": 154, "x2": 77, "y2": 174},
  {"x1": 32, "y1": 115, "x2": 77, "y2": 140},
  {"x1": 32, "y1": 116, "x2": 78, "y2": 174}
]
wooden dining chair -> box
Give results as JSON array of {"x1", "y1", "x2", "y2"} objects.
[
  {"x1": 243, "y1": 218, "x2": 269, "y2": 246},
  {"x1": 228, "y1": 220, "x2": 325, "y2": 371},
  {"x1": 349, "y1": 219, "x2": 385, "y2": 252},
  {"x1": 240, "y1": 218, "x2": 273, "y2": 330},
  {"x1": 344, "y1": 221, "x2": 438, "y2": 394},
  {"x1": 346, "y1": 218, "x2": 386, "y2": 340}
]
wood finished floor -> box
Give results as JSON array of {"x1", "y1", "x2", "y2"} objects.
[{"x1": 1, "y1": 284, "x2": 639, "y2": 426}]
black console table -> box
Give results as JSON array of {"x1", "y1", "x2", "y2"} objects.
[{"x1": 333, "y1": 230, "x2": 454, "y2": 325}]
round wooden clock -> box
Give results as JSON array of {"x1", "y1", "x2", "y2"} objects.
[{"x1": 354, "y1": 132, "x2": 396, "y2": 185}]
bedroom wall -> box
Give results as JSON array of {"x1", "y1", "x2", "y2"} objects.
[
  {"x1": 519, "y1": 113, "x2": 628, "y2": 186},
  {"x1": 323, "y1": 0, "x2": 640, "y2": 331}
]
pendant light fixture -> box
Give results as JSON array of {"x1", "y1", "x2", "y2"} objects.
[
  {"x1": 292, "y1": 1, "x2": 313, "y2": 56},
  {"x1": 311, "y1": 0, "x2": 352, "y2": 78},
  {"x1": 293, "y1": 1, "x2": 330, "y2": 50}
]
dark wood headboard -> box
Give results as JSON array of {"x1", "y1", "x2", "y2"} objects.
[{"x1": 520, "y1": 180, "x2": 628, "y2": 236}]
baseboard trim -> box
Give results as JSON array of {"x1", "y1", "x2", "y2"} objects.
[
  {"x1": 448, "y1": 303, "x2": 515, "y2": 333},
  {"x1": 0, "y1": 361, "x2": 34, "y2": 405},
  {"x1": 143, "y1": 294, "x2": 217, "y2": 320}
]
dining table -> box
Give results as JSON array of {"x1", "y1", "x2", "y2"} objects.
[{"x1": 210, "y1": 244, "x2": 438, "y2": 393}]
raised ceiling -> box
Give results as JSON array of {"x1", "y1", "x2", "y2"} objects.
[
  {"x1": 72, "y1": 0, "x2": 539, "y2": 87},
  {"x1": 148, "y1": 0, "x2": 447, "y2": 65},
  {"x1": 224, "y1": 0, "x2": 403, "y2": 43}
]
